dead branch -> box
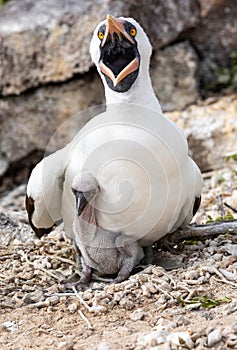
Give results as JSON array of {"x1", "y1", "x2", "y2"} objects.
[
  {"x1": 162, "y1": 220, "x2": 237, "y2": 243},
  {"x1": 224, "y1": 202, "x2": 237, "y2": 213}
]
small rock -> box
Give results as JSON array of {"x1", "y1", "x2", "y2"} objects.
[
  {"x1": 90, "y1": 304, "x2": 107, "y2": 314},
  {"x1": 185, "y1": 270, "x2": 199, "y2": 280},
  {"x1": 185, "y1": 303, "x2": 201, "y2": 310},
  {"x1": 213, "y1": 253, "x2": 223, "y2": 261},
  {"x1": 46, "y1": 338, "x2": 54, "y2": 345},
  {"x1": 18, "y1": 271, "x2": 34, "y2": 280},
  {"x1": 113, "y1": 291, "x2": 124, "y2": 302},
  {"x1": 137, "y1": 331, "x2": 161, "y2": 347},
  {"x1": 82, "y1": 290, "x2": 93, "y2": 300},
  {"x1": 152, "y1": 345, "x2": 171, "y2": 350},
  {"x1": 29, "y1": 299, "x2": 50, "y2": 308},
  {"x1": 2, "y1": 321, "x2": 17, "y2": 332},
  {"x1": 119, "y1": 297, "x2": 134, "y2": 310},
  {"x1": 48, "y1": 296, "x2": 60, "y2": 305},
  {"x1": 97, "y1": 342, "x2": 112, "y2": 350},
  {"x1": 47, "y1": 285, "x2": 60, "y2": 294},
  {"x1": 175, "y1": 315, "x2": 191, "y2": 326},
  {"x1": 219, "y1": 268, "x2": 236, "y2": 281},
  {"x1": 207, "y1": 328, "x2": 222, "y2": 347},
  {"x1": 225, "y1": 244, "x2": 237, "y2": 256},
  {"x1": 58, "y1": 340, "x2": 74, "y2": 350},
  {"x1": 23, "y1": 289, "x2": 44, "y2": 304},
  {"x1": 129, "y1": 308, "x2": 146, "y2": 321},
  {"x1": 22, "y1": 284, "x2": 33, "y2": 291},
  {"x1": 137, "y1": 274, "x2": 149, "y2": 283},
  {"x1": 168, "y1": 331, "x2": 194, "y2": 349},
  {"x1": 67, "y1": 302, "x2": 79, "y2": 313}
]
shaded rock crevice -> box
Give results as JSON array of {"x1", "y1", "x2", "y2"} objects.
[{"x1": 0, "y1": 150, "x2": 44, "y2": 193}]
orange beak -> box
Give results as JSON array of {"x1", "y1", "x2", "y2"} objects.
[
  {"x1": 99, "y1": 15, "x2": 139, "y2": 87},
  {"x1": 102, "y1": 15, "x2": 135, "y2": 47}
]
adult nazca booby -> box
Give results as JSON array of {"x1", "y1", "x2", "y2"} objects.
[{"x1": 26, "y1": 15, "x2": 203, "y2": 282}]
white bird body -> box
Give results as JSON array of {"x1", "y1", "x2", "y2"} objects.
[
  {"x1": 26, "y1": 15, "x2": 202, "y2": 255},
  {"x1": 58, "y1": 102, "x2": 202, "y2": 247}
]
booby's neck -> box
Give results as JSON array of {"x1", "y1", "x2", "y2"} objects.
[{"x1": 103, "y1": 65, "x2": 162, "y2": 113}]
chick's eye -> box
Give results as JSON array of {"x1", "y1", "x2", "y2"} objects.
[
  {"x1": 98, "y1": 31, "x2": 104, "y2": 40},
  {"x1": 130, "y1": 28, "x2": 137, "y2": 37}
]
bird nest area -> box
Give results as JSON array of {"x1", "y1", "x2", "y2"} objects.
[{"x1": 0, "y1": 164, "x2": 237, "y2": 350}]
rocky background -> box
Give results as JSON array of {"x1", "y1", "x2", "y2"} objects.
[{"x1": 0, "y1": 0, "x2": 237, "y2": 191}]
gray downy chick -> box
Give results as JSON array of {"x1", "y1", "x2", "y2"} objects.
[{"x1": 71, "y1": 171, "x2": 144, "y2": 288}]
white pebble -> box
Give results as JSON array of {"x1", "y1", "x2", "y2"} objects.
[
  {"x1": 168, "y1": 331, "x2": 194, "y2": 349},
  {"x1": 129, "y1": 308, "x2": 146, "y2": 321},
  {"x1": 2, "y1": 321, "x2": 16, "y2": 332},
  {"x1": 213, "y1": 253, "x2": 223, "y2": 261},
  {"x1": 113, "y1": 291, "x2": 124, "y2": 302},
  {"x1": 67, "y1": 302, "x2": 78, "y2": 313},
  {"x1": 48, "y1": 296, "x2": 60, "y2": 305},
  {"x1": 225, "y1": 244, "x2": 237, "y2": 256},
  {"x1": 219, "y1": 268, "x2": 236, "y2": 281},
  {"x1": 137, "y1": 331, "x2": 161, "y2": 347},
  {"x1": 58, "y1": 340, "x2": 74, "y2": 350},
  {"x1": 97, "y1": 342, "x2": 112, "y2": 350},
  {"x1": 185, "y1": 270, "x2": 199, "y2": 280},
  {"x1": 207, "y1": 328, "x2": 222, "y2": 347},
  {"x1": 119, "y1": 297, "x2": 134, "y2": 310}
]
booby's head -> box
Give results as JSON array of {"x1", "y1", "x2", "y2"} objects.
[
  {"x1": 90, "y1": 15, "x2": 152, "y2": 93},
  {"x1": 72, "y1": 171, "x2": 98, "y2": 216}
]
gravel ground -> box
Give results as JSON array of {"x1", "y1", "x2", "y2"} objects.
[{"x1": 0, "y1": 151, "x2": 237, "y2": 349}]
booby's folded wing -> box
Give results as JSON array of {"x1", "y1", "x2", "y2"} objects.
[{"x1": 26, "y1": 144, "x2": 72, "y2": 238}]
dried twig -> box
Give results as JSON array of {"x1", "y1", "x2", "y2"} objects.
[
  {"x1": 211, "y1": 267, "x2": 237, "y2": 288},
  {"x1": 162, "y1": 220, "x2": 237, "y2": 243},
  {"x1": 217, "y1": 194, "x2": 225, "y2": 218},
  {"x1": 30, "y1": 254, "x2": 76, "y2": 266},
  {"x1": 72, "y1": 286, "x2": 93, "y2": 330},
  {"x1": 224, "y1": 202, "x2": 237, "y2": 213},
  {"x1": 71, "y1": 286, "x2": 91, "y2": 311}
]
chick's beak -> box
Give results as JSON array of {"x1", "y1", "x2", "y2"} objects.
[
  {"x1": 72, "y1": 190, "x2": 95, "y2": 216},
  {"x1": 72, "y1": 192, "x2": 87, "y2": 216}
]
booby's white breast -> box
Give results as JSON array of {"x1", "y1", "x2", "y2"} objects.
[{"x1": 62, "y1": 104, "x2": 202, "y2": 245}]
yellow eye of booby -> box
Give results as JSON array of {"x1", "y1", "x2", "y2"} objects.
[
  {"x1": 98, "y1": 31, "x2": 104, "y2": 40},
  {"x1": 130, "y1": 28, "x2": 137, "y2": 37}
]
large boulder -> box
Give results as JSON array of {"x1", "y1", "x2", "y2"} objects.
[
  {"x1": 151, "y1": 41, "x2": 200, "y2": 111},
  {"x1": 190, "y1": 0, "x2": 237, "y2": 89},
  {"x1": 0, "y1": 0, "x2": 200, "y2": 95},
  {"x1": 0, "y1": 0, "x2": 110, "y2": 95},
  {"x1": 0, "y1": 72, "x2": 104, "y2": 177},
  {"x1": 126, "y1": 0, "x2": 200, "y2": 50},
  {"x1": 166, "y1": 94, "x2": 237, "y2": 172}
]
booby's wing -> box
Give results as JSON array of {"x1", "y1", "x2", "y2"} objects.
[
  {"x1": 26, "y1": 144, "x2": 71, "y2": 238},
  {"x1": 170, "y1": 158, "x2": 203, "y2": 232}
]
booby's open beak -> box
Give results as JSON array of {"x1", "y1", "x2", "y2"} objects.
[
  {"x1": 99, "y1": 15, "x2": 140, "y2": 89},
  {"x1": 102, "y1": 15, "x2": 135, "y2": 47}
]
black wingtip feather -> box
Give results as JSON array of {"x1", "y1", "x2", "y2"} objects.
[
  {"x1": 25, "y1": 194, "x2": 54, "y2": 238},
  {"x1": 193, "y1": 196, "x2": 201, "y2": 217}
]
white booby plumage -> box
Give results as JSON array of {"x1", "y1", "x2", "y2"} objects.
[{"x1": 26, "y1": 16, "x2": 203, "y2": 256}]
